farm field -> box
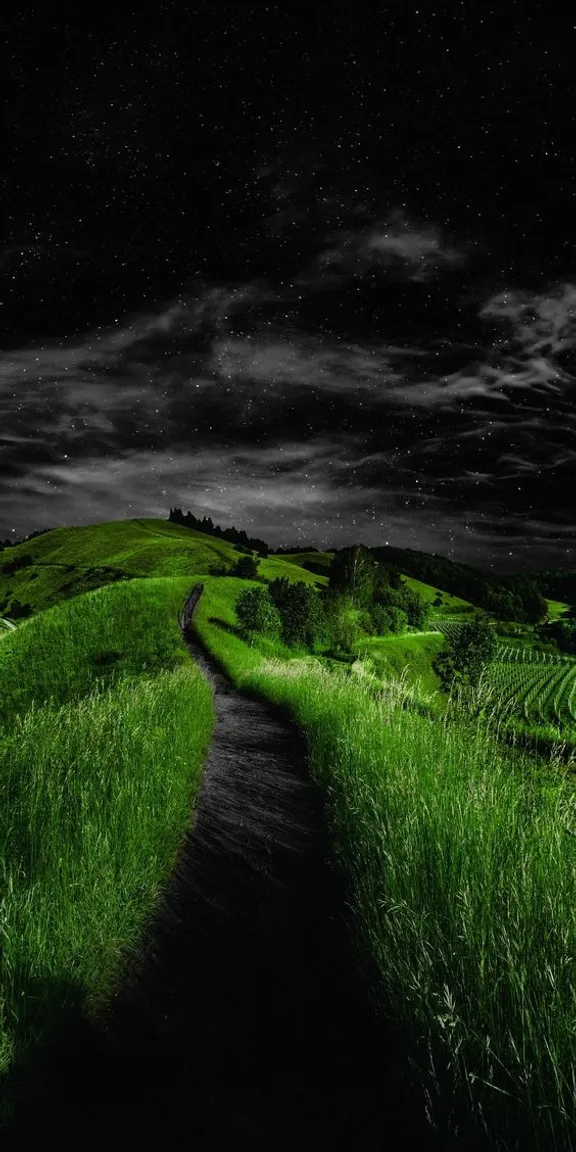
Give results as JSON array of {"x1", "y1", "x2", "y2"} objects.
[{"x1": 429, "y1": 621, "x2": 576, "y2": 736}]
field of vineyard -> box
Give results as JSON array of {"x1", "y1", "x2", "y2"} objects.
[
  {"x1": 430, "y1": 617, "x2": 477, "y2": 641},
  {"x1": 486, "y1": 655, "x2": 576, "y2": 725},
  {"x1": 429, "y1": 623, "x2": 576, "y2": 728}
]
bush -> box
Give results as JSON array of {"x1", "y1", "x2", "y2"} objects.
[
  {"x1": 370, "y1": 604, "x2": 408, "y2": 634},
  {"x1": 235, "y1": 586, "x2": 282, "y2": 643},
  {"x1": 8, "y1": 599, "x2": 33, "y2": 619},
  {"x1": 1, "y1": 554, "x2": 34, "y2": 575},
  {"x1": 268, "y1": 578, "x2": 326, "y2": 647},
  {"x1": 232, "y1": 555, "x2": 260, "y2": 580},
  {"x1": 322, "y1": 595, "x2": 363, "y2": 655},
  {"x1": 357, "y1": 610, "x2": 376, "y2": 636}
]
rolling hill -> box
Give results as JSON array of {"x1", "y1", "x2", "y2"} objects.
[{"x1": 0, "y1": 519, "x2": 326, "y2": 618}]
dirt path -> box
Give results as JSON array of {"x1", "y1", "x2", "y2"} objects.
[{"x1": 4, "y1": 584, "x2": 438, "y2": 1150}]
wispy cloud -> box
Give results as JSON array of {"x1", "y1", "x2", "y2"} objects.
[{"x1": 1, "y1": 197, "x2": 575, "y2": 569}]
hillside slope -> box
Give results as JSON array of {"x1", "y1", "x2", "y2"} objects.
[{"x1": 0, "y1": 519, "x2": 325, "y2": 617}]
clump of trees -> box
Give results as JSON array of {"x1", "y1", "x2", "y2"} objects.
[
  {"x1": 370, "y1": 543, "x2": 548, "y2": 624},
  {"x1": 327, "y1": 545, "x2": 428, "y2": 633},
  {"x1": 231, "y1": 554, "x2": 263, "y2": 580},
  {"x1": 235, "y1": 586, "x2": 282, "y2": 645},
  {"x1": 0, "y1": 554, "x2": 34, "y2": 576},
  {"x1": 169, "y1": 507, "x2": 268, "y2": 556},
  {"x1": 7, "y1": 598, "x2": 33, "y2": 619},
  {"x1": 233, "y1": 545, "x2": 429, "y2": 658},
  {"x1": 235, "y1": 578, "x2": 325, "y2": 649},
  {"x1": 543, "y1": 619, "x2": 576, "y2": 655}
]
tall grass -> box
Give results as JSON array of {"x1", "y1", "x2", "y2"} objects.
[
  {"x1": 0, "y1": 577, "x2": 199, "y2": 732},
  {"x1": 0, "y1": 578, "x2": 214, "y2": 1124},
  {"x1": 194, "y1": 578, "x2": 576, "y2": 1151}
]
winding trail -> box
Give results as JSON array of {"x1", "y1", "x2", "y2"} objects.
[{"x1": 4, "y1": 584, "x2": 438, "y2": 1149}]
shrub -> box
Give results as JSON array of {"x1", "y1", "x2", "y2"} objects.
[
  {"x1": 8, "y1": 599, "x2": 33, "y2": 619},
  {"x1": 268, "y1": 578, "x2": 325, "y2": 648},
  {"x1": 232, "y1": 555, "x2": 260, "y2": 580},
  {"x1": 235, "y1": 586, "x2": 282, "y2": 643},
  {"x1": 370, "y1": 604, "x2": 409, "y2": 634}
]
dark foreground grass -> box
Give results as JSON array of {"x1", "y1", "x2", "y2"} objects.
[
  {"x1": 0, "y1": 577, "x2": 215, "y2": 1129},
  {"x1": 193, "y1": 577, "x2": 576, "y2": 1152}
]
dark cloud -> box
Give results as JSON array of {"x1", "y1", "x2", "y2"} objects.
[{"x1": 2, "y1": 144, "x2": 575, "y2": 571}]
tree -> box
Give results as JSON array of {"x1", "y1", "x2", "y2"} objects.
[
  {"x1": 394, "y1": 586, "x2": 428, "y2": 629},
  {"x1": 371, "y1": 604, "x2": 408, "y2": 634},
  {"x1": 232, "y1": 555, "x2": 260, "y2": 579},
  {"x1": 323, "y1": 593, "x2": 362, "y2": 656},
  {"x1": 268, "y1": 578, "x2": 325, "y2": 647},
  {"x1": 235, "y1": 587, "x2": 282, "y2": 644},
  {"x1": 433, "y1": 616, "x2": 496, "y2": 693},
  {"x1": 329, "y1": 546, "x2": 378, "y2": 607}
]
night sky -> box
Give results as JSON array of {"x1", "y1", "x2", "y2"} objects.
[{"x1": 2, "y1": 4, "x2": 575, "y2": 572}]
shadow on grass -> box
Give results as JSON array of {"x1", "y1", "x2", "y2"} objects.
[
  {"x1": 207, "y1": 615, "x2": 241, "y2": 637},
  {"x1": 0, "y1": 974, "x2": 109, "y2": 1146}
]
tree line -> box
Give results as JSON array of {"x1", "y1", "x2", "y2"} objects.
[
  {"x1": 168, "y1": 507, "x2": 269, "y2": 556},
  {"x1": 232, "y1": 546, "x2": 498, "y2": 695},
  {"x1": 369, "y1": 545, "x2": 548, "y2": 624}
]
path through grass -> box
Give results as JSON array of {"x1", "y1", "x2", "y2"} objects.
[{"x1": 192, "y1": 577, "x2": 576, "y2": 1152}]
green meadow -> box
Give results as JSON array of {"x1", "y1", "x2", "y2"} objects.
[{"x1": 0, "y1": 518, "x2": 575, "y2": 1149}]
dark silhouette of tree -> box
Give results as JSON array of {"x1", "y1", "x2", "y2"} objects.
[
  {"x1": 8, "y1": 599, "x2": 33, "y2": 619},
  {"x1": 168, "y1": 507, "x2": 268, "y2": 556}
]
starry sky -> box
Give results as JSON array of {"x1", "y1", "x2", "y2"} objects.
[{"x1": 2, "y1": 3, "x2": 575, "y2": 572}]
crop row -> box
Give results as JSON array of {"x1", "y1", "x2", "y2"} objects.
[
  {"x1": 485, "y1": 659, "x2": 576, "y2": 725},
  {"x1": 494, "y1": 644, "x2": 572, "y2": 664}
]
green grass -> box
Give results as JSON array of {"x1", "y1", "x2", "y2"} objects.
[
  {"x1": 357, "y1": 632, "x2": 447, "y2": 713},
  {"x1": 0, "y1": 519, "x2": 329, "y2": 621},
  {"x1": 192, "y1": 577, "x2": 576, "y2": 1151},
  {"x1": 272, "y1": 550, "x2": 335, "y2": 570},
  {"x1": 0, "y1": 577, "x2": 215, "y2": 1124},
  {"x1": 2, "y1": 515, "x2": 575, "y2": 1147},
  {"x1": 546, "y1": 598, "x2": 572, "y2": 621},
  {"x1": 258, "y1": 556, "x2": 328, "y2": 585},
  {"x1": 403, "y1": 575, "x2": 475, "y2": 614}
]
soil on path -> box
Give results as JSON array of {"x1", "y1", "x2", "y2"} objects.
[{"x1": 3, "y1": 584, "x2": 439, "y2": 1150}]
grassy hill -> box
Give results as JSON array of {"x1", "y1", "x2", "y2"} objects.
[
  {"x1": 274, "y1": 552, "x2": 478, "y2": 614},
  {"x1": 0, "y1": 519, "x2": 326, "y2": 618},
  {"x1": 545, "y1": 597, "x2": 572, "y2": 621},
  {"x1": 357, "y1": 631, "x2": 447, "y2": 710},
  {"x1": 402, "y1": 575, "x2": 475, "y2": 615},
  {"x1": 0, "y1": 576, "x2": 216, "y2": 1112}
]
